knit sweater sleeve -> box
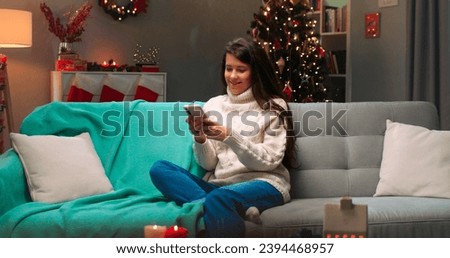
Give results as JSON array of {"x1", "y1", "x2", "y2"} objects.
[
  {"x1": 193, "y1": 139, "x2": 218, "y2": 171},
  {"x1": 223, "y1": 110, "x2": 287, "y2": 171}
]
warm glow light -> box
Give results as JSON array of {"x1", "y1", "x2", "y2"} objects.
[{"x1": 0, "y1": 9, "x2": 32, "y2": 48}]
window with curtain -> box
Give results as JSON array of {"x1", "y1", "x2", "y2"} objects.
[{"x1": 406, "y1": 0, "x2": 450, "y2": 130}]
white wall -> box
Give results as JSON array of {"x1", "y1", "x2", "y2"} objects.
[{"x1": 349, "y1": 0, "x2": 408, "y2": 101}]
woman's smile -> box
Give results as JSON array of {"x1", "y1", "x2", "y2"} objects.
[{"x1": 224, "y1": 53, "x2": 252, "y2": 95}]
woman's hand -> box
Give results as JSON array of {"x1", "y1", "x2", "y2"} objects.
[
  {"x1": 202, "y1": 119, "x2": 229, "y2": 142},
  {"x1": 186, "y1": 114, "x2": 207, "y2": 143},
  {"x1": 186, "y1": 115, "x2": 228, "y2": 143}
]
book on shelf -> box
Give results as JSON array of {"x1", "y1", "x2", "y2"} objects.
[
  {"x1": 325, "y1": 50, "x2": 346, "y2": 75},
  {"x1": 323, "y1": 5, "x2": 348, "y2": 33},
  {"x1": 324, "y1": 7, "x2": 336, "y2": 33},
  {"x1": 341, "y1": 5, "x2": 348, "y2": 32},
  {"x1": 310, "y1": 0, "x2": 321, "y2": 11}
]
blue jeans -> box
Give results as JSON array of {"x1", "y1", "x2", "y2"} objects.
[{"x1": 149, "y1": 160, "x2": 283, "y2": 237}]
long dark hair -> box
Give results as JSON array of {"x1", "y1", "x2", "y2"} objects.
[{"x1": 220, "y1": 37, "x2": 296, "y2": 168}]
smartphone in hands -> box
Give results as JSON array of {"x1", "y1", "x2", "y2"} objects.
[
  {"x1": 184, "y1": 103, "x2": 206, "y2": 118},
  {"x1": 184, "y1": 103, "x2": 221, "y2": 140}
]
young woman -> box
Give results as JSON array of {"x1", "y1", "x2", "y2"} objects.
[{"x1": 150, "y1": 37, "x2": 295, "y2": 237}]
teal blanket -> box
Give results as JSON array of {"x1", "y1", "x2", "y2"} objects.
[{"x1": 0, "y1": 101, "x2": 205, "y2": 237}]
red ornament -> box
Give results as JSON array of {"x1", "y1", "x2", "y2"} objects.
[
  {"x1": 283, "y1": 84, "x2": 293, "y2": 101},
  {"x1": 317, "y1": 46, "x2": 326, "y2": 58},
  {"x1": 302, "y1": 96, "x2": 314, "y2": 103},
  {"x1": 252, "y1": 28, "x2": 258, "y2": 38},
  {"x1": 134, "y1": 0, "x2": 148, "y2": 13},
  {"x1": 0, "y1": 54, "x2": 7, "y2": 71},
  {"x1": 274, "y1": 39, "x2": 281, "y2": 50},
  {"x1": 0, "y1": 54, "x2": 7, "y2": 63}
]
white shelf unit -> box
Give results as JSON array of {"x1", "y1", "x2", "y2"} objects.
[
  {"x1": 0, "y1": 61, "x2": 12, "y2": 152},
  {"x1": 312, "y1": 0, "x2": 350, "y2": 102}
]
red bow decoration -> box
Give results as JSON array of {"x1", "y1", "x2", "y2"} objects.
[{"x1": 135, "y1": 0, "x2": 148, "y2": 13}]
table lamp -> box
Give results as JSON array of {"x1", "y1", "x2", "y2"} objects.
[{"x1": 0, "y1": 9, "x2": 32, "y2": 144}]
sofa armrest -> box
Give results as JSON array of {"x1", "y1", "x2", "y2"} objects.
[{"x1": 0, "y1": 149, "x2": 31, "y2": 216}]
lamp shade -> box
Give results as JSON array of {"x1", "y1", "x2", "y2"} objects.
[{"x1": 0, "y1": 9, "x2": 32, "y2": 48}]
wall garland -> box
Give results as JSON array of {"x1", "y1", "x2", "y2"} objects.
[{"x1": 99, "y1": 0, "x2": 148, "y2": 21}]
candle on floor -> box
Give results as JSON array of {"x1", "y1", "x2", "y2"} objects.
[
  {"x1": 144, "y1": 224, "x2": 167, "y2": 238},
  {"x1": 164, "y1": 225, "x2": 188, "y2": 238}
]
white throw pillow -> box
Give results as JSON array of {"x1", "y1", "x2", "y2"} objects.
[
  {"x1": 374, "y1": 120, "x2": 450, "y2": 198},
  {"x1": 10, "y1": 132, "x2": 113, "y2": 203}
]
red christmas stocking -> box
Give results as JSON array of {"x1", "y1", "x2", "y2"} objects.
[
  {"x1": 100, "y1": 85, "x2": 125, "y2": 102},
  {"x1": 67, "y1": 85, "x2": 94, "y2": 102},
  {"x1": 134, "y1": 85, "x2": 159, "y2": 102}
]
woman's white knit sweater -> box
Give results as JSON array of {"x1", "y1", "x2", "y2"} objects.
[{"x1": 193, "y1": 87, "x2": 291, "y2": 203}]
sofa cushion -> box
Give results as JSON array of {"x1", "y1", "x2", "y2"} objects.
[
  {"x1": 10, "y1": 132, "x2": 113, "y2": 203},
  {"x1": 290, "y1": 102, "x2": 439, "y2": 138},
  {"x1": 288, "y1": 102, "x2": 440, "y2": 199},
  {"x1": 245, "y1": 197, "x2": 450, "y2": 237},
  {"x1": 375, "y1": 120, "x2": 450, "y2": 198}
]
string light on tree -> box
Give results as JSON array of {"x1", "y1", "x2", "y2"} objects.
[{"x1": 249, "y1": 0, "x2": 328, "y2": 102}]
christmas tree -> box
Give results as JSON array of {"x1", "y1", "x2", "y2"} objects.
[{"x1": 249, "y1": 0, "x2": 327, "y2": 102}]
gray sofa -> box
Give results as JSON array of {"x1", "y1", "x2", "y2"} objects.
[{"x1": 245, "y1": 101, "x2": 450, "y2": 238}]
